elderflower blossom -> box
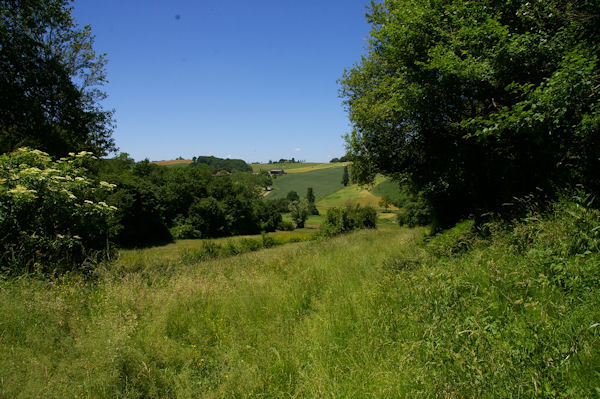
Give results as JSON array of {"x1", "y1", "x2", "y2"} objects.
[
  {"x1": 99, "y1": 181, "x2": 116, "y2": 189},
  {"x1": 8, "y1": 185, "x2": 37, "y2": 198}
]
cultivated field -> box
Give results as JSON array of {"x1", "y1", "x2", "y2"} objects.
[
  {"x1": 152, "y1": 159, "x2": 193, "y2": 166},
  {"x1": 265, "y1": 165, "x2": 346, "y2": 201},
  {"x1": 251, "y1": 162, "x2": 347, "y2": 174}
]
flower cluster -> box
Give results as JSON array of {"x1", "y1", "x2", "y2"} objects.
[{"x1": 0, "y1": 148, "x2": 119, "y2": 274}]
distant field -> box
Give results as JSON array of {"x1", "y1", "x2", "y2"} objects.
[
  {"x1": 265, "y1": 165, "x2": 345, "y2": 201},
  {"x1": 317, "y1": 184, "x2": 398, "y2": 211},
  {"x1": 251, "y1": 162, "x2": 347, "y2": 174},
  {"x1": 152, "y1": 159, "x2": 192, "y2": 166},
  {"x1": 372, "y1": 177, "x2": 403, "y2": 199}
]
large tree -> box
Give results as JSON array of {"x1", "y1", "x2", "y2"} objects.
[
  {"x1": 341, "y1": 0, "x2": 600, "y2": 226},
  {"x1": 0, "y1": 0, "x2": 115, "y2": 157}
]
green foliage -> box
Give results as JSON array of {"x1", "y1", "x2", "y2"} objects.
[
  {"x1": 306, "y1": 187, "x2": 319, "y2": 215},
  {"x1": 169, "y1": 217, "x2": 201, "y2": 240},
  {"x1": 396, "y1": 191, "x2": 432, "y2": 228},
  {"x1": 0, "y1": 0, "x2": 115, "y2": 157},
  {"x1": 306, "y1": 187, "x2": 315, "y2": 204},
  {"x1": 341, "y1": 165, "x2": 349, "y2": 186},
  {"x1": 286, "y1": 190, "x2": 299, "y2": 202},
  {"x1": 278, "y1": 220, "x2": 295, "y2": 231},
  {"x1": 289, "y1": 199, "x2": 310, "y2": 228},
  {"x1": 0, "y1": 148, "x2": 117, "y2": 274},
  {"x1": 341, "y1": 0, "x2": 600, "y2": 226},
  {"x1": 95, "y1": 155, "x2": 282, "y2": 244},
  {"x1": 191, "y1": 155, "x2": 252, "y2": 172},
  {"x1": 320, "y1": 204, "x2": 377, "y2": 237}
]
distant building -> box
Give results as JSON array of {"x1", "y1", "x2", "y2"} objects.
[{"x1": 269, "y1": 169, "x2": 286, "y2": 175}]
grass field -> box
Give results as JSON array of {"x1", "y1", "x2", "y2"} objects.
[
  {"x1": 316, "y1": 183, "x2": 399, "y2": 212},
  {"x1": 251, "y1": 162, "x2": 347, "y2": 174},
  {"x1": 265, "y1": 165, "x2": 346, "y2": 201},
  {"x1": 372, "y1": 177, "x2": 403, "y2": 199},
  {"x1": 152, "y1": 159, "x2": 193, "y2": 166},
  {"x1": 2, "y1": 199, "x2": 599, "y2": 397}
]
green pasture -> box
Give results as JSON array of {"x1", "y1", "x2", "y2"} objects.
[{"x1": 265, "y1": 165, "x2": 345, "y2": 201}]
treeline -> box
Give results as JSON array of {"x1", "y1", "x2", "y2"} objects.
[
  {"x1": 95, "y1": 154, "x2": 279, "y2": 247},
  {"x1": 191, "y1": 155, "x2": 252, "y2": 173}
]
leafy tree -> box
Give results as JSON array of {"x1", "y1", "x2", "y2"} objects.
[
  {"x1": 306, "y1": 187, "x2": 315, "y2": 204},
  {"x1": 191, "y1": 155, "x2": 252, "y2": 172},
  {"x1": 286, "y1": 190, "x2": 300, "y2": 202},
  {"x1": 306, "y1": 187, "x2": 319, "y2": 215},
  {"x1": 289, "y1": 199, "x2": 309, "y2": 228},
  {"x1": 188, "y1": 197, "x2": 227, "y2": 238},
  {"x1": 341, "y1": 166, "x2": 349, "y2": 186},
  {"x1": 341, "y1": 0, "x2": 600, "y2": 227},
  {"x1": 0, "y1": 0, "x2": 115, "y2": 157}
]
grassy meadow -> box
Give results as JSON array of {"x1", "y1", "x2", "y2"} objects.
[
  {"x1": 2, "y1": 198, "x2": 600, "y2": 397},
  {"x1": 265, "y1": 166, "x2": 345, "y2": 201}
]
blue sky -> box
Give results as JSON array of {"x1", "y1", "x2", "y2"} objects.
[{"x1": 72, "y1": 0, "x2": 372, "y2": 162}]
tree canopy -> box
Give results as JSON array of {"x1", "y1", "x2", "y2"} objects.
[
  {"x1": 0, "y1": 0, "x2": 115, "y2": 157},
  {"x1": 341, "y1": 0, "x2": 600, "y2": 226},
  {"x1": 191, "y1": 155, "x2": 252, "y2": 173}
]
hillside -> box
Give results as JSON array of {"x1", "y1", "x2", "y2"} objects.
[
  {"x1": 2, "y1": 199, "x2": 599, "y2": 397},
  {"x1": 265, "y1": 165, "x2": 346, "y2": 201},
  {"x1": 251, "y1": 162, "x2": 347, "y2": 174}
]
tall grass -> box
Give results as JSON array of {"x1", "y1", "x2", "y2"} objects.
[{"x1": 1, "y1": 197, "x2": 599, "y2": 397}]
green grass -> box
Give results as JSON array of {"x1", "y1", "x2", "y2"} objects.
[
  {"x1": 1, "y1": 199, "x2": 599, "y2": 397},
  {"x1": 265, "y1": 165, "x2": 345, "y2": 201},
  {"x1": 372, "y1": 176, "x2": 403, "y2": 199}
]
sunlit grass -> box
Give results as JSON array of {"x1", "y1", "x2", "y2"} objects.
[{"x1": 1, "y1": 203, "x2": 599, "y2": 397}]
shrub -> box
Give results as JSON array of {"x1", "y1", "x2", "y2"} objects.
[
  {"x1": 396, "y1": 192, "x2": 432, "y2": 228},
  {"x1": 239, "y1": 238, "x2": 262, "y2": 252},
  {"x1": 279, "y1": 220, "x2": 295, "y2": 231},
  {"x1": 320, "y1": 204, "x2": 377, "y2": 237},
  {"x1": 0, "y1": 148, "x2": 118, "y2": 274},
  {"x1": 170, "y1": 222, "x2": 201, "y2": 240}
]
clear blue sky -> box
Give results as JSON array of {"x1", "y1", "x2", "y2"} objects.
[{"x1": 72, "y1": 0, "x2": 372, "y2": 162}]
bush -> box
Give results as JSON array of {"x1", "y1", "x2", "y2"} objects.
[
  {"x1": 279, "y1": 220, "x2": 295, "y2": 231},
  {"x1": 396, "y1": 192, "x2": 432, "y2": 228},
  {"x1": 320, "y1": 204, "x2": 377, "y2": 237},
  {"x1": 0, "y1": 148, "x2": 118, "y2": 274},
  {"x1": 170, "y1": 222, "x2": 201, "y2": 240}
]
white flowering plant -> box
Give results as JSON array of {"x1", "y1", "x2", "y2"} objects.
[{"x1": 0, "y1": 148, "x2": 118, "y2": 274}]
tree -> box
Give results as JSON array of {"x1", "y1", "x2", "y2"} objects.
[
  {"x1": 286, "y1": 190, "x2": 300, "y2": 202},
  {"x1": 0, "y1": 0, "x2": 115, "y2": 157},
  {"x1": 378, "y1": 195, "x2": 392, "y2": 213},
  {"x1": 341, "y1": 0, "x2": 600, "y2": 227},
  {"x1": 306, "y1": 187, "x2": 319, "y2": 215},
  {"x1": 289, "y1": 199, "x2": 309, "y2": 228},
  {"x1": 341, "y1": 166, "x2": 349, "y2": 186},
  {"x1": 306, "y1": 187, "x2": 315, "y2": 204}
]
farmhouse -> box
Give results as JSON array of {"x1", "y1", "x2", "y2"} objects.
[{"x1": 269, "y1": 169, "x2": 286, "y2": 176}]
